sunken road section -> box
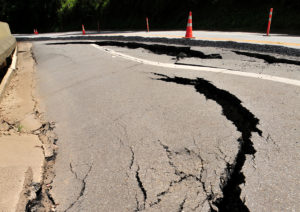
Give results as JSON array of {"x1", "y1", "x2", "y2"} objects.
[
  {"x1": 233, "y1": 51, "x2": 300, "y2": 66},
  {"x1": 18, "y1": 35, "x2": 300, "y2": 57},
  {"x1": 153, "y1": 73, "x2": 262, "y2": 212},
  {"x1": 47, "y1": 41, "x2": 222, "y2": 60},
  {"x1": 47, "y1": 41, "x2": 300, "y2": 67}
]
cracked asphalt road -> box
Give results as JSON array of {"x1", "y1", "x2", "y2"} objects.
[{"x1": 33, "y1": 42, "x2": 300, "y2": 211}]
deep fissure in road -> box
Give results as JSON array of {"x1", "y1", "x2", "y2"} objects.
[
  {"x1": 154, "y1": 73, "x2": 262, "y2": 212},
  {"x1": 95, "y1": 41, "x2": 222, "y2": 60},
  {"x1": 233, "y1": 50, "x2": 300, "y2": 66},
  {"x1": 47, "y1": 41, "x2": 222, "y2": 60}
]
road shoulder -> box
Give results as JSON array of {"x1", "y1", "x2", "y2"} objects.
[{"x1": 0, "y1": 42, "x2": 57, "y2": 211}]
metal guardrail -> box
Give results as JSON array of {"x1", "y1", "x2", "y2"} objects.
[{"x1": 0, "y1": 22, "x2": 16, "y2": 67}]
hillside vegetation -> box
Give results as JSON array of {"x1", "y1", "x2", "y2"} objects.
[{"x1": 0, "y1": 0, "x2": 300, "y2": 34}]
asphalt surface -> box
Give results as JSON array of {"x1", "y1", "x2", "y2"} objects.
[
  {"x1": 16, "y1": 31, "x2": 300, "y2": 49},
  {"x1": 33, "y1": 41, "x2": 300, "y2": 212}
]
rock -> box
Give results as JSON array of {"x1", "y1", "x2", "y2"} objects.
[
  {"x1": 0, "y1": 121, "x2": 10, "y2": 131},
  {"x1": 38, "y1": 134, "x2": 48, "y2": 144},
  {"x1": 43, "y1": 143, "x2": 54, "y2": 160},
  {"x1": 20, "y1": 114, "x2": 42, "y2": 132}
]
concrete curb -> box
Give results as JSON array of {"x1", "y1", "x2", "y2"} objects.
[
  {"x1": 0, "y1": 22, "x2": 17, "y2": 66},
  {"x1": 0, "y1": 46, "x2": 18, "y2": 101}
]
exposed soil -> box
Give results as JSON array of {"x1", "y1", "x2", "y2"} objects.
[{"x1": 0, "y1": 42, "x2": 57, "y2": 212}]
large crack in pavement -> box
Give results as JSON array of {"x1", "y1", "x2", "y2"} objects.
[
  {"x1": 95, "y1": 41, "x2": 222, "y2": 60},
  {"x1": 233, "y1": 50, "x2": 300, "y2": 66},
  {"x1": 18, "y1": 35, "x2": 300, "y2": 57},
  {"x1": 46, "y1": 41, "x2": 222, "y2": 60},
  {"x1": 153, "y1": 73, "x2": 262, "y2": 212}
]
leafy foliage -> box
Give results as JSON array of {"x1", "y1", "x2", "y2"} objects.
[{"x1": 0, "y1": 0, "x2": 299, "y2": 34}]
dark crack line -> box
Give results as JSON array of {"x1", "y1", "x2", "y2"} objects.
[
  {"x1": 158, "y1": 140, "x2": 178, "y2": 171},
  {"x1": 158, "y1": 140, "x2": 172, "y2": 155},
  {"x1": 153, "y1": 74, "x2": 262, "y2": 212},
  {"x1": 149, "y1": 188, "x2": 171, "y2": 207},
  {"x1": 197, "y1": 149, "x2": 217, "y2": 211},
  {"x1": 265, "y1": 133, "x2": 278, "y2": 148},
  {"x1": 149, "y1": 198, "x2": 162, "y2": 207},
  {"x1": 65, "y1": 164, "x2": 93, "y2": 212},
  {"x1": 178, "y1": 196, "x2": 187, "y2": 212},
  {"x1": 0, "y1": 119, "x2": 14, "y2": 131},
  {"x1": 216, "y1": 145, "x2": 229, "y2": 163},
  {"x1": 135, "y1": 165, "x2": 147, "y2": 210},
  {"x1": 69, "y1": 163, "x2": 78, "y2": 179},
  {"x1": 130, "y1": 147, "x2": 135, "y2": 170},
  {"x1": 175, "y1": 62, "x2": 229, "y2": 70},
  {"x1": 128, "y1": 147, "x2": 144, "y2": 212},
  {"x1": 180, "y1": 147, "x2": 217, "y2": 211},
  {"x1": 233, "y1": 50, "x2": 300, "y2": 66},
  {"x1": 192, "y1": 203, "x2": 202, "y2": 211},
  {"x1": 154, "y1": 141, "x2": 214, "y2": 209},
  {"x1": 158, "y1": 141, "x2": 196, "y2": 182},
  {"x1": 149, "y1": 174, "x2": 200, "y2": 208},
  {"x1": 46, "y1": 41, "x2": 222, "y2": 60},
  {"x1": 134, "y1": 194, "x2": 141, "y2": 212},
  {"x1": 150, "y1": 174, "x2": 201, "y2": 208},
  {"x1": 79, "y1": 166, "x2": 92, "y2": 197}
]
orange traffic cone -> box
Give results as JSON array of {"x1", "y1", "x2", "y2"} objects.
[
  {"x1": 184, "y1": 11, "x2": 195, "y2": 39},
  {"x1": 82, "y1": 25, "x2": 86, "y2": 35}
]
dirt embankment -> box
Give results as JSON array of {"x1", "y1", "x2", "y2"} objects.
[{"x1": 0, "y1": 43, "x2": 57, "y2": 211}]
